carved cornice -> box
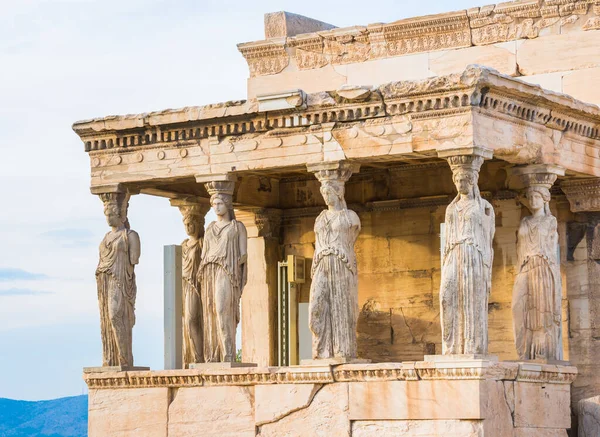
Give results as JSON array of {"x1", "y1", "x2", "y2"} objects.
[
  {"x1": 83, "y1": 361, "x2": 577, "y2": 389},
  {"x1": 561, "y1": 178, "x2": 600, "y2": 212},
  {"x1": 74, "y1": 67, "x2": 600, "y2": 159},
  {"x1": 238, "y1": 1, "x2": 600, "y2": 75}
]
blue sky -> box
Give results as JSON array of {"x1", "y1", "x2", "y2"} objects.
[{"x1": 0, "y1": 0, "x2": 485, "y2": 400}]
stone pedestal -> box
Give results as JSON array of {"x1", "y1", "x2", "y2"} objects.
[{"x1": 85, "y1": 360, "x2": 577, "y2": 437}]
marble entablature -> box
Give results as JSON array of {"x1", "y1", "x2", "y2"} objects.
[
  {"x1": 238, "y1": 0, "x2": 600, "y2": 77},
  {"x1": 73, "y1": 66, "x2": 600, "y2": 191}
]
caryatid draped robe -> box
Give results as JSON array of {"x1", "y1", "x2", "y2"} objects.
[
  {"x1": 512, "y1": 215, "x2": 563, "y2": 361},
  {"x1": 197, "y1": 220, "x2": 247, "y2": 362},
  {"x1": 309, "y1": 208, "x2": 361, "y2": 359},
  {"x1": 96, "y1": 228, "x2": 139, "y2": 367},
  {"x1": 441, "y1": 196, "x2": 495, "y2": 355},
  {"x1": 182, "y1": 237, "x2": 203, "y2": 365}
]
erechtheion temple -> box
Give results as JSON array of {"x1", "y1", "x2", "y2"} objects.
[{"x1": 74, "y1": 2, "x2": 600, "y2": 436}]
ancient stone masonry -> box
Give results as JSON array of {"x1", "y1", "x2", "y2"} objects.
[
  {"x1": 238, "y1": 1, "x2": 600, "y2": 77},
  {"x1": 73, "y1": 2, "x2": 600, "y2": 430},
  {"x1": 73, "y1": 66, "x2": 600, "y2": 190}
]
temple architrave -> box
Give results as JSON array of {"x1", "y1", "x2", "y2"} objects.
[{"x1": 74, "y1": 2, "x2": 600, "y2": 436}]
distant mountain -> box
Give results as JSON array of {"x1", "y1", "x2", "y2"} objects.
[{"x1": 0, "y1": 395, "x2": 87, "y2": 437}]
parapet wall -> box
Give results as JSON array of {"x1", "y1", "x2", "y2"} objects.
[
  {"x1": 85, "y1": 360, "x2": 576, "y2": 437},
  {"x1": 238, "y1": 1, "x2": 600, "y2": 106}
]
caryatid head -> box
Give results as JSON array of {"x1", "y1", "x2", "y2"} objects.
[
  {"x1": 448, "y1": 155, "x2": 484, "y2": 198},
  {"x1": 524, "y1": 186, "x2": 552, "y2": 215},
  {"x1": 320, "y1": 180, "x2": 347, "y2": 209},
  {"x1": 179, "y1": 205, "x2": 205, "y2": 239},
  {"x1": 204, "y1": 180, "x2": 236, "y2": 220},
  {"x1": 100, "y1": 192, "x2": 129, "y2": 229}
]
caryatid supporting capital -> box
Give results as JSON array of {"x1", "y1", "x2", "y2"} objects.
[
  {"x1": 307, "y1": 160, "x2": 360, "y2": 186},
  {"x1": 305, "y1": 160, "x2": 362, "y2": 360},
  {"x1": 507, "y1": 165, "x2": 565, "y2": 362},
  {"x1": 438, "y1": 146, "x2": 495, "y2": 356},
  {"x1": 196, "y1": 173, "x2": 237, "y2": 198},
  {"x1": 92, "y1": 183, "x2": 142, "y2": 368},
  {"x1": 438, "y1": 146, "x2": 493, "y2": 176},
  {"x1": 170, "y1": 197, "x2": 211, "y2": 235}
]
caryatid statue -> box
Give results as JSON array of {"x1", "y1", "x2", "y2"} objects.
[
  {"x1": 511, "y1": 167, "x2": 564, "y2": 361},
  {"x1": 197, "y1": 180, "x2": 248, "y2": 363},
  {"x1": 307, "y1": 162, "x2": 361, "y2": 360},
  {"x1": 440, "y1": 151, "x2": 495, "y2": 355},
  {"x1": 174, "y1": 199, "x2": 210, "y2": 367},
  {"x1": 96, "y1": 191, "x2": 141, "y2": 367}
]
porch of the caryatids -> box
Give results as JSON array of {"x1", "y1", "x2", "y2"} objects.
[
  {"x1": 194, "y1": 174, "x2": 249, "y2": 365},
  {"x1": 305, "y1": 160, "x2": 363, "y2": 363},
  {"x1": 170, "y1": 197, "x2": 211, "y2": 368},
  {"x1": 91, "y1": 184, "x2": 147, "y2": 371},
  {"x1": 508, "y1": 165, "x2": 565, "y2": 362},
  {"x1": 438, "y1": 147, "x2": 495, "y2": 356}
]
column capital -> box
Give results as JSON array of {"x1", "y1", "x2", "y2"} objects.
[
  {"x1": 438, "y1": 147, "x2": 492, "y2": 176},
  {"x1": 507, "y1": 164, "x2": 565, "y2": 191},
  {"x1": 236, "y1": 208, "x2": 282, "y2": 239},
  {"x1": 562, "y1": 178, "x2": 600, "y2": 212},
  {"x1": 195, "y1": 173, "x2": 237, "y2": 197},
  {"x1": 306, "y1": 160, "x2": 360, "y2": 183},
  {"x1": 170, "y1": 197, "x2": 211, "y2": 216},
  {"x1": 437, "y1": 146, "x2": 493, "y2": 160}
]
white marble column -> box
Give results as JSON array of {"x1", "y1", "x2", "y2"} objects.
[
  {"x1": 508, "y1": 165, "x2": 565, "y2": 362},
  {"x1": 437, "y1": 147, "x2": 495, "y2": 356},
  {"x1": 170, "y1": 197, "x2": 210, "y2": 368},
  {"x1": 88, "y1": 184, "x2": 148, "y2": 372},
  {"x1": 306, "y1": 161, "x2": 362, "y2": 362},
  {"x1": 193, "y1": 174, "x2": 249, "y2": 365}
]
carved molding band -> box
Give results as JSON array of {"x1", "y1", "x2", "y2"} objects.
[
  {"x1": 238, "y1": 1, "x2": 600, "y2": 76},
  {"x1": 83, "y1": 362, "x2": 577, "y2": 389},
  {"x1": 561, "y1": 178, "x2": 600, "y2": 212}
]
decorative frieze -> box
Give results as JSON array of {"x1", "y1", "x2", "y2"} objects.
[
  {"x1": 83, "y1": 361, "x2": 577, "y2": 389},
  {"x1": 562, "y1": 178, "x2": 600, "y2": 212},
  {"x1": 238, "y1": 1, "x2": 600, "y2": 75}
]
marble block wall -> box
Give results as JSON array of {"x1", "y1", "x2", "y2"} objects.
[{"x1": 85, "y1": 361, "x2": 576, "y2": 437}]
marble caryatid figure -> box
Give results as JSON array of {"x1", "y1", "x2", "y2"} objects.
[
  {"x1": 308, "y1": 162, "x2": 361, "y2": 360},
  {"x1": 441, "y1": 154, "x2": 495, "y2": 355},
  {"x1": 512, "y1": 178, "x2": 563, "y2": 361},
  {"x1": 197, "y1": 181, "x2": 247, "y2": 363},
  {"x1": 96, "y1": 192, "x2": 141, "y2": 367},
  {"x1": 177, "y1": 201, "x2": 209, "y2": 367}
]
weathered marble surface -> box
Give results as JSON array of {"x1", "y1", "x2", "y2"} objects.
[
  {"x1": 308, "y1": 162, "x2": 361, "y2": 360},
  {"x1": 198, "y1": 179, "x2": 248, "y2": 363},
  {"x1": 96, "y1": 191, "x2": 140, "y2": 367},
  {"x1": 440, "y1": 150, "x2": 495, "y2": 355},
  {"x1": 84, "y1": 361, "x2": 576, "y2": 437},
  {"x1": 174, "y1": 199, "x2": 209, "y2": 367},
  {"x1": 512, "y1": 168, "x2": 563, "y2": 362},
  {"x1": 578, "y1": 395, "x2": 600, "y2": 437}
]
